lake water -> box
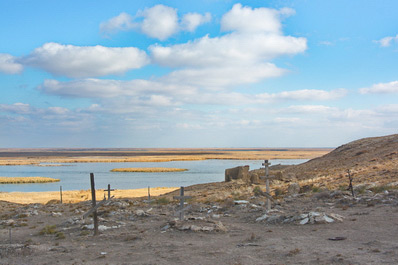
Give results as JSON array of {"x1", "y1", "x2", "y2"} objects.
[{"x1": 0, "y1": 159, "x2": 307, "y2": 192}]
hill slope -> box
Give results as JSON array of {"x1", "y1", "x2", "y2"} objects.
[{"x1": 282, "y1": 134, "x2": 398, "y2": 187}]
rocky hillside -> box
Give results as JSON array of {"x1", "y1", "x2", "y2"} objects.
[{"x1": 282, "y1": 134, "x2": 398, "y2": 187}]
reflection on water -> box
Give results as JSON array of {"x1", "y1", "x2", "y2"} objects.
[{"x1": 0, "y1": 159, "x2": 307, "y2": 192}]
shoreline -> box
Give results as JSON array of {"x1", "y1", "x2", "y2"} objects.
[
  {"x1": 0, "y1": 148, "x2": 331, "y2": 166},
  {"x1": 0, "y1": 187, "x2": 178, "y2": 204}
]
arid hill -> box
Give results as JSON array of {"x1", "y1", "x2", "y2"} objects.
[{"x1": 282, "y1": 134, "x2": 398, "y2": 188}]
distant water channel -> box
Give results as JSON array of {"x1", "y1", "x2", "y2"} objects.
[{"x1": 0, "y1": 159, "x2": 307, "y2": 192}]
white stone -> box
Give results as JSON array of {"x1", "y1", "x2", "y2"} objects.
[
  {"x1": 300, "y1": 217, "x2": 309, "y2": 225},
  {"x1": 256, "y1": 214, "x2": 268, "y2": 222},
  {"x1": 234, "y1": 200, "x2": 249, "y2": 204}
]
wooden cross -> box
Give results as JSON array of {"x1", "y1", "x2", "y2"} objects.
[
  {"x1": 103, "y1": 184, "x2": 115, "y2": 200},
  {"x1": 173, "y1": 186, "x2": 192, "y2": 221}
]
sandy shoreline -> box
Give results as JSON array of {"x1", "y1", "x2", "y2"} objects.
[{"x1": 0, "y1": 187, "x2": 178, "y2": 204}]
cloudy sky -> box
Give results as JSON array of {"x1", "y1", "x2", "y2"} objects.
[{"x1": 1, "y1": 0, "x2": 397, "y2": 148}]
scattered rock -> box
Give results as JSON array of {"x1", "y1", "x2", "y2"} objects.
[
  {"x1": 134, "y1": 209, "x2": 148, "y2": 217},
  {"x1": 234, "y1": 200, "x2": 249, "y2": 205},
  {"x1": 287, "y1": 183, "x2": 300, "y2": 196}
]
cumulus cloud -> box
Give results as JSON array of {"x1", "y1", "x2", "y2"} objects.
[
  {"x1": 221, "y1": 4, "x2": 294, "y2": 34},
  {"x1": 150, "y1": 33, "x2": 306, "y2": 68},
  {"x1": 22, "y1": 43, "x2": 149, "y2": 78},
  {"x1": 100, "y1": 5, "x2": 212, "y2": 40},
  {"x1": 359, "y1": 81, "x2": 398, "y2": 94},
  {"x1": 181, "y1": 12, "x2": 211, "y2": 32},
  {"x1": 139, "y1": 5, "x2": 179, "y2": 40},
  {"x1": 150, "y1": 4, "x2": 306, "y2": 90},
  {"x1": 100, "y1": 12, "x2": 136, "y2": 35},
  {"x1": 375, "y1": 35, "x2": 398, "y2": 47},
  {"x1": 0, "y1": 53, "x2": 23, "y2": 74}
]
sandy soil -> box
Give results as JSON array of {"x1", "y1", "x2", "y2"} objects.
[
  {"x1": 0, "y1": 187, "x2": 178, "y2": 204},
  {"x1": 1, "y1": 186, "x2": 397, "y2": 265}
]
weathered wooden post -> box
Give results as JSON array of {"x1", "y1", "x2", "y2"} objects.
[
  {"x1": 90, "y1": 173, "x2": 99, "y2": 236},
  {"x1": 262, "y1": 160, "x2": 272, "y2": 211},
  {"x1": 60, "y1": 186, "x2": 63, "y2": 204},
  {"x1": 347, "y1": 169, "x2": 355, "y2": 197},
  {"x1": 173, "y1": 186, "x2": 192, "y2": 221}
]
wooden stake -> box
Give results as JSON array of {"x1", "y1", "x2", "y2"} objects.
[
  {"x1": 90, "y1": 173, "x2": 98, "y2": 236},
  {"x1": 60, "y1": 186, "x2": 63, "y2": 204}
]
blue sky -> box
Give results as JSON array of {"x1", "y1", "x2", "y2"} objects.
[{"x1": 1, "y1": 0, "x2": 397, "y2": 148}]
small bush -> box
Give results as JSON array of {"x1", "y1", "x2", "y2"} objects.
[
  {"x1": 274, "y1": 188, "x2": 283, "y2": 197},
  {"x1": 253, "y1": 186, "x2": 262, "y2": 196},
  {"x1": 370, "y1": 185, "x2": 390, "y2": 193},
  {"x1": 312, "y1": 186, "x2": 320, "y2": 193},
  {"x1": 156, "y1": 197, "x2": 170, "y2": 205},
  {"x1": 356, "y1": 185, "x2": 367, "y2": 194},
  {"x1": 80, "y1": 230, "x2": 90, "y2": 236},
  {"x1": 39, "y1": 225, "x2": 57, "y2": 235},
  {"x1": 55, "y1": 232, "x2": 65, "y2": 239}
]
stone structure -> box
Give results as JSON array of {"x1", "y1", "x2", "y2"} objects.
[{"x1": 225, "y1": 166, "x2": 250, "y2": 183}]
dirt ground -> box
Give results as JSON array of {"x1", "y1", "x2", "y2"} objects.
[
  {"x1": 0, "y1": 187, "x2": 178, "y2": 204},
  {"x1": 1, "y1": 187, "x2": 397, "y2": 265}
]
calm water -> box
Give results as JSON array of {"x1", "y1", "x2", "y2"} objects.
[{"x1": 0, "y1": 159, "x2": 307, "y2": 192}]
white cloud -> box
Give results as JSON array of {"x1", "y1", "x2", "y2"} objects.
[
  {"x1": 181, "y1": 12, "x2": 211, "y2": 32},
  {"x1": 221, "y1": 4, "x2": 294, "y2": 34},
  {"x1": 375, "y1": 35, "x2": 398, "y2": 47},
  {"x1": 22, "y1": 43, "x2": 149, "y2": 78},
  {"x1": 258, "y1": 88, "x2": 347, "y2": 101},
  {"x1": 163, "y1": 63, "x2": 286, "y2": 88},
  {"x1": 283, "y1": 105, "x2": 336, "y2": 114},
  {"x1": 0, "y1": 53, "x2": 23, "y2": 74},
  {"x1": 359, "y1": 81, "x2": 398, "y2": 94},
  {"x1": 100, "y1": 5, "x2": 212, "y2": 40},
  {"x1": 0, "y1": 103, "x2": 32, "y2": 114},
  {"x1": 139, "y1": 5, "x2": 179, "y2": 40},
  {"x1": 99, "y1": 12, "x2": 136, "y2": 35},
  {"x1": 38, "y1": 78, "x2": 196, "y2": 99},
  {"x1": 150, "y1": 33, "x2": 306, "y2": 68}
]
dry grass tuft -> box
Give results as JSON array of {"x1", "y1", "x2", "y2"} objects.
[
  {"x1": 111, "y1": 167, "x2": 188, "y2": 173},
  {"x1": 0, "y1": 177, "x2": 60, "y2": 184}
]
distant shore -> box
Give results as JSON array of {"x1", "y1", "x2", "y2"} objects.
[
  {"x1": 0, "y1": 148, "x2": 331, "y2": 166},
  {"x1": 0, "y1": 187, "x2": 178, "y2": 204}
]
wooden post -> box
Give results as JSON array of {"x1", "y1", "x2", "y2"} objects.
[
  {"x1": 347, "y1": 169, "x2": 355, "y2": 197},
  {"x1": 262, "y1": 160, "x2": 271, "y2": 211},
  {"x1": 173, "y1": 186, "x2": 192, "y2": 221},
  {"x1": 60, "y1": 186, "x2": 63, "y2": 204},
  {"x1": 90, "y1": 173, "x2": 99, "y2": 236}
]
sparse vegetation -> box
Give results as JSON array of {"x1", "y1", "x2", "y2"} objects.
[
  {"x1": 312, "y1": 186, "x2": 320, "y2": 193},
  {"x1": 156, "y1": 197, "x2": 170, "y2": 205},
  {"x1": 274, "y1": 188, "x2": 283, "y2": 197},
  {"x1": 111, "y1": 167, "x2": 188, "y2": 172},
  {"x1": 39, "y1": 225, "x2": 57, "y2": 235},
  {"x1": 0, "y1": 148, "x2": 331, "y2": 166},
  {"x1": 253, "y1": 186, "x2": 262, "y2": 196},
  {"x1": 55, "y1": 232, "x2": 65, "y2": 239},
  {"x1": 0, "y1": 177, "x2": 60, "y2": 184},
  {"x1": 369, "y1": 185, "x2": 392, "y2": 193}
]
